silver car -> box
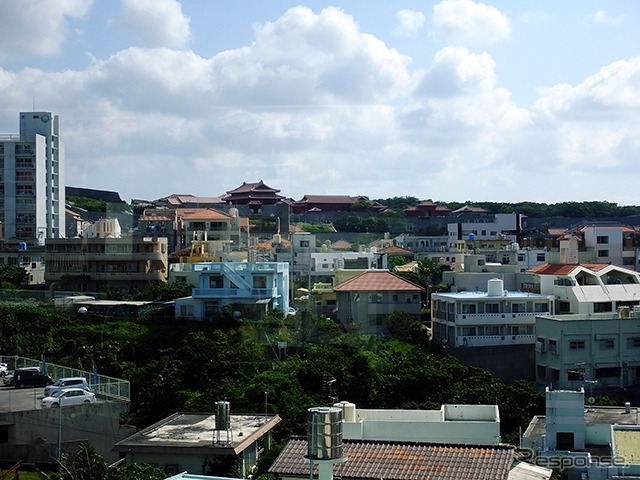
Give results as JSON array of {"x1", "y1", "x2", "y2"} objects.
[{"x1": 41, "y1": 388, "x2": 96, "y2": 408}]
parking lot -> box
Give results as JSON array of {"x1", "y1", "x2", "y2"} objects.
[{"x1": 0, "y1": 383, "x2": 50, "y2": 412}]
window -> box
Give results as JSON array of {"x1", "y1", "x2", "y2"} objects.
[
  {"x1": 557, "y1": 301, "x2": 571, "y2": 313},
  {"x1": 548, "y1": 339, "x2": 558, "y2": 354},
  {"x1": 627, "y1": 337, "x2": 640, "y2": 348},
  {"x1": 596, "y1": 367, "x2": 621, "y2": 378},
  {"x1": 300, "y1": 241, "x2": 310, "y2": 247},
  {"x1": 597, "y1": 235, "x2": 609, "y2": 244},
  {"x1": 569, "y1": 340, "x2": 585, "y2": 350},
  {"x1": 599, "y1": 338, "x2": 615, "y2": 350},
  {"x1": 534, "y1": 302, "x2": 549, "y2": 313},
  {"x1": 594, "y1": 302, "x2": 612, "y2": 313},
  {"x1": 537, "y1": 253, "x2": 546, "y2": 262},
  {"x1": 209, "y1": 276, "x2": 223, "y2": 288},
  {"x1": 567, "y1": 370, "x2": 582, "y2": 381},
  {"x1": 485, "y1": 303, "x2": 499, "y2": 313},
  {"x1": 461, "y1": 327, "x2": 476, "y2": 336},
  {"x1": 512, "y1": 303, "x2": 524, "y2": 313},
  {"x1": 537, "y1": 365, "x2": 547, "y2": 379},
  {"x1": 461, "y1": 304, "x2": 476, "y2": 314},
  {"x1": 518, "y1": 254, "x2": 525, "y2": 262},
  {"x1": 598, "y1": 249, "x2": 609, "y2": 258}
]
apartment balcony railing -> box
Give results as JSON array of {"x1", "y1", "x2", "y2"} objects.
[
  {"x1": 47, "y1": 271, "x2": 166, "y2": 282},
  {"x1": 192, "y1": 287, "x2": 279, "y2": 299}
]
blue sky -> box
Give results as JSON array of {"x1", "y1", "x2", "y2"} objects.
[{"x1": 1, "y1": 0, "x2": 639, "y2": 205}]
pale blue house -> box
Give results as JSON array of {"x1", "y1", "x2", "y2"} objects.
[{"x1": 172, "y1": 261, "x2": 290, "y2": 320}]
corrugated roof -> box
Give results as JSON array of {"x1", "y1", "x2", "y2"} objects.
[
  {"x1": 269, "y1": 437, "x2": 514, "y2": 480},
  {"x1": 334, "y1": 270, "x2": 424, "y2": 292}
]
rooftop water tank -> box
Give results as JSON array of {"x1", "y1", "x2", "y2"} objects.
[
  {"x1": 215, "y1": 401, "x2": 231, "y2": 430},
  {"x1": 307, "y1": 407, "x2": 343, "y2": 461},
  {"x1": 334, "y1": 401, "x2": 356, "y2": 423},
  {"x1": 487, "y1": 278, "x2": 504, "y2": 296}
]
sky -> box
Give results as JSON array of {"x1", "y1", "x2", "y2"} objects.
[{"x1": 1, "y1": 1, "x2": 639, "y2": 205}]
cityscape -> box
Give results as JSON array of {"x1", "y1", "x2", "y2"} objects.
[{"x1": 2, "y1": 1, "x2": 640, "y2": 480}]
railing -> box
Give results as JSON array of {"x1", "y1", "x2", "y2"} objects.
[
  {"x1": 192, "y1": 287, "x2": 278, "y2": 298},
  {"x1": 3, "y1": 356, "x2": 130, "y2": 402}
]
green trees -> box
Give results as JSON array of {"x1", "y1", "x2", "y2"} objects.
[
  {"x1": 0, "y1": 300, "x2": 544, "y2": 455},
  {"x1": 0, "y1": 263, "x2": 28, "y2": 289}
]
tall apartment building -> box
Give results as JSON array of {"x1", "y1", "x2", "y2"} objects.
[{"x1": 0, "y1": 112, "x2": 65, "y2": 242}]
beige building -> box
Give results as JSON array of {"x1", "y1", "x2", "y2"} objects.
[{"x1": 45, "y1": 236, "x2": 168, "y2": 294}]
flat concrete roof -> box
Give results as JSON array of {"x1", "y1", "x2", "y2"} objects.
[
  {"x1": 613, "y1": 428, "x2": 640, "y2": 464},
  {"x1": 115, "y1": 413, "x2": 281, "y2": 455},
  {"x1": 434, "y1": 291, "x2": 550, "y2": 300}
]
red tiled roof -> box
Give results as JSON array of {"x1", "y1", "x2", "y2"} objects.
[
  {"x1": 452, "y1": 205, "x2": 489, "y2": 214},
  {"x1": 382, "y1": 245, "x2": 414, "y2": 255},
  {"x1": 529, "y1": 263, "x2": 611, "y2": 275},
  {"x1": 139, "y1": 215, "x2": 173, "y2": 222},
  {"x1": 334, "y1": 270, "x2": 424, "y2": 292},
  {"x1": 269, "y1": 437, "x2": 514, "y2": 480},
  {"x1": 226, "y1": 180, "x2": 281, "y2": 195},
  {"x1": 331, "y1": 239, "x2": 353, "y2": 250},
  {"x1": 178, "y1": 208, "x2": 231, "y2": 220}
]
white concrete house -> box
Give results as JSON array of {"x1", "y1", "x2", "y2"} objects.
[{"x1": 432, "y1": 278, "x2": 554, "y2": 348}]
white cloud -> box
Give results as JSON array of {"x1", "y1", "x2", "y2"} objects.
[
  {"x1": 591, "y1": 10, "x2": 625, "y2": 25},
  {"x1": 431, "y1": 0, "x2": 511, "y2": 47},
  {"x1": 111, "y1": 0, "x2": 192, "y2": 49},
  {"x1": 532, "y1": 57, "x2": 640, "y2": 171},
  {"x1": 0, "y1": 0, "x2": 92, "y2": 59},
  {"x1": 393, "y1": 9, "x2": 426, "y2": 37}
]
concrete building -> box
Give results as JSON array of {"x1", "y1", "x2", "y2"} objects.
[
  {"x1": 523, "y1": 387, "x2": 640, "y2": 480},
  {"x1": 432, "y1": 278, "x2": 554, "y2": 349},
  {"x1": 535, "y1": 309, "x2": 640, "y2": 390},
  {"x1": 447, "y1": 213, "x2": 524, "y2": 252},
  {"x1": 333, "y1": 270, "x2": 424, "y2": 336},
  {"x1": 172, "y1": 261, "x2": 290, "y2": 320},
  {"x1": 334, "y1": 401, "x2": 501, "y2": 445},
  {"x1": 528, "y1": 262, "x2": 640, "y2": 315},
  {"x1": 0, "y1": 111, "x2": 65, "y2": 242},
  {"x1": 114, "y1": 410, "x2": 281, "y2": 477},
  {"x1": 44, "y1": 235, "x2": 168, "y2": 294}
]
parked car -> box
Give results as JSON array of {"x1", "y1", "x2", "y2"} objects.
[
  {"x1": 41, "y1": 388, "x2": 96, "y2": 408},
  {"x1": 44, "y1": 377, "x2": 89, "y2": 396},
  {"x1": 5, "y1": 366, "x2": 40, "y2": 386},
  {"x1": 13, "y1": 369, "x2": 53, "y2": 389},
  {"x1": 0, "y1": 363, "x2": 7, "y2": 377}
]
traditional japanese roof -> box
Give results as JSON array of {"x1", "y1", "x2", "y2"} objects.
[
  {"x1": 333, "y1": 270, "x2": 424, "y2": 292},
  {"x1": 269, "y1": 436, "x2": 515, "y2": 480},
  {"x1": 452, "y1": 205, "x2": 489, "y2": 214},
  {"x1": 155, "y1": 194, "x2": 226, "y2": 206},
  {"x1": 529, "y1": 263, "x2": 611, "y2": 275},
  {"x1": 224, "y1": 181, "x2": 284, "y2": 205}
]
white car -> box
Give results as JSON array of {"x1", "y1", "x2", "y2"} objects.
[
  {"x1": 41, "y1": 388, "x2": 96, "y2": 408},
  {"x1": 0, "y1": 363, "x2": 7, "y2": 377}
]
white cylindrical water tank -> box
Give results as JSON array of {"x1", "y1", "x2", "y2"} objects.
[
  {"x1": 487, "y1": 278, "x2": 504, "y2": 296},
  {"x1": 307, "y1": 407, "x2": 343, "y2": 461},
  {"x1": 334, "y1": 401, "x2": 356, "y2": 422}
]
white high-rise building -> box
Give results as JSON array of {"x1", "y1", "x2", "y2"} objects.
[{"x1": 0, "y1": 112, "x2": 65, "y2": 242}]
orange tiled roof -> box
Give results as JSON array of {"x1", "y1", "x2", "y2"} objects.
[
  {"x1": 178, "y1": 208, "x2": 232, "y2": 220},
  {"x1": 334, "y1": 270, "x2": 424, "y2": 292},
  {"x1": 269, "y1": 437, "x2": 514, "y2": 480},
  {"x1": 381, "y1": 245, "x2": 414, "y2": 255},
  {"x1": 529, "y1": 263, "x2": 611, "y2": 275}
]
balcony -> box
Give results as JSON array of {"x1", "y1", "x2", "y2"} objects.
[{"x1": 192, "y1": 287, "x2": 279, "y2": 299}]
